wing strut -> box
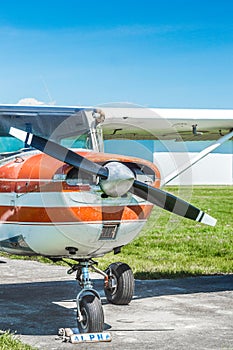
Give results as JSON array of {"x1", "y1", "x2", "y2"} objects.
[{"x1": 162, "y1": 130, "x2": 233, "y2": 186}]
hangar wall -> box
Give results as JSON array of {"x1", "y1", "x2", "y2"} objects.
[
  {"x1": 104, "y1": 140, "x2": 233, "y2": 185},
  {"x1": 155, "y1": 152, "x2": 233, "y2": 185}
]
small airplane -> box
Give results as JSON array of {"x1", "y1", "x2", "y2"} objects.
[{"x1": 0, "y1": 103, "x2": 232, "y2": 333}]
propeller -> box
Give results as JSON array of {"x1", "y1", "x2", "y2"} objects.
[{"x1": 9, "y1": 127, "x2": 217, "y2": 226}]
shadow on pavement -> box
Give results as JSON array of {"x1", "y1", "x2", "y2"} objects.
[{"x1": 0, "y1": 274, "x2": 232, "y2": 336}]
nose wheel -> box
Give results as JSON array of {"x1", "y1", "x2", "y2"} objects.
[
  {"x1": 67, "y1": 259, "x2": 105, "y2": 333},
  {"x1": 65, "y1": 259, "x2": 134, "y2": 333},
  {"x1": 78, "y1": 294, "x2": 104, "y2": 333}
]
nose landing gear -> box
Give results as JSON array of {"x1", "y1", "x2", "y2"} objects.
[
  {"x1": 66, "y1": 259, "x2": 134, "y2": 333},
  {"x1": 67, "y1": 259, "x2": 104, "y2": 333}
]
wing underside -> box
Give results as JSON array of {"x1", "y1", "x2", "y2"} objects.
[{"x1": 101, "y1": 107, "x2": 233, "y2": 141}]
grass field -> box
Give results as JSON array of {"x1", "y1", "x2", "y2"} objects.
[
  {"x1": 97, "y1": 186, "x2": 233, "y2": 278},
  {"x1": 0, "y1": 186, "x2": 232, "y2": 349}
]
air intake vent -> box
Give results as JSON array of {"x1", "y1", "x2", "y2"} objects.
[{"x1": 99, "y1": 224, "x2": 119, "y2": 240}]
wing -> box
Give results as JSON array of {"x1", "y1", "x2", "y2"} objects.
[
  {"x1": 102, "y1": 107, "x2": 233, "y2": 141},
  {"x1": 1, "y1": 104, "x2": 232, "y2": 141},
  {"x1": 101, "y1": 106, "x2": 233, "y2": 185}
]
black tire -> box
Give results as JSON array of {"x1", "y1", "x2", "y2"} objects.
[
  {"x1": 104, "y1": 262, "x2": 134, "y2": 305},
  {"x1": 77, "y1": 294, "x2": 104, "y2": 333}
]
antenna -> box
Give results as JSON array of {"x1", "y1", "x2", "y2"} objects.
[{"x1": 40, "y1": 75, "x2": 55, "y2": 105}]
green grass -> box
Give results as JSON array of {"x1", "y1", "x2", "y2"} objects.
[
  {"x1": 97, "y1": 186, "x2": 233, "y2": 279},
  {"x1": 0, "y1": 331, "x2": 36, "y2": 350},
  {"x1": 1, "y1": 186, "x2": 232, "y2": 280}
]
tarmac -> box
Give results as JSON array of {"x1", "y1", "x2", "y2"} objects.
[{"x1": 0, "y1": 256, "x2": 232, "y2": 350}]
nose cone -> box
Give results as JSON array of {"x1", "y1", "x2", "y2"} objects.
[{"x1": 100, "y1": 162, "x2": 135, "y2": 197}]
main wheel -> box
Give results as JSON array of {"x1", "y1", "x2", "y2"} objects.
[
  {"x1": 104, "y1": 262, "x2": 134, "y2": 305},
  {"x1": 77, "y1": 294, "x2": 104, "y2": 333}
]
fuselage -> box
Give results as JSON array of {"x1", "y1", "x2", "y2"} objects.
[{"x1": 0, "y1": 149, "x2": 160, "y2": 258}]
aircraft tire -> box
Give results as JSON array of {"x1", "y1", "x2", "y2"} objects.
[
  {"x1": 104, "y1": 262, "x2": 134, "y2": 305},
  {"x1": 77, "y1": 294, "x2": 104, "y2": 333}
]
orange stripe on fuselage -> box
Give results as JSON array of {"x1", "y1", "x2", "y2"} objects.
[
  {"x1": 0, "y1": 181, "x2": 91, "y2": 193},
  {"x1": 0, "y1": 204, "x2": 153, "y2": 223}
]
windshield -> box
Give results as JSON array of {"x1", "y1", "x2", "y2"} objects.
[
  {"x1": 0, "y1": 107, "x2": 106, "y2": 157},
  {"x1": 0, "y1": 136, "x2": 25, "y2": 154},
  {"x1": 0, "y1": 108, "x2": 93, "y2": 157},
  {"x1": 60, "y1": 132, "x2": 93, "y2": 149},
  {"x1": 0, "y1": 132, "x2": 93, "y2": 157}
]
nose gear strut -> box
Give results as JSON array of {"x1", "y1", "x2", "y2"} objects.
[
  {"x1": 60, "y1": 258, "x2": 134, "y2": 333},
  {"x1": 65, "y1": 259, "x2": 107, "y2": 333}
]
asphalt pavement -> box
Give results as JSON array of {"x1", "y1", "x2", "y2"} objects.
[{"x1": 0, "y1": 257, "x2": 232, "y2": 349}]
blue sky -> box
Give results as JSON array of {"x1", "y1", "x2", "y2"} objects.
[{"x1": 0, "y1": 0, "x2": 233, "y2": 108}]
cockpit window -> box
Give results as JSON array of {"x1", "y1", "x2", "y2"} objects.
[
  {"x1": 60, "y1": 132, "x2": 92, "y2": 149},
  {"x1": 0, "y1": 108, "x2": 105, "y2": 157},
  {"x1": 0, "y1": 136, "x2": 25, "y2": 154}
]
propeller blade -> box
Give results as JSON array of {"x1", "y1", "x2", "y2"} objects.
[
  {"x1": 9, "y1": 127, "x2": 217, "y2": 226},
  {"x1": 132, "y1": 179, "x2": 217, "y2": 226},
  {"x1": 9, "y1": 127, "x2": 108, "y2": 179}
]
